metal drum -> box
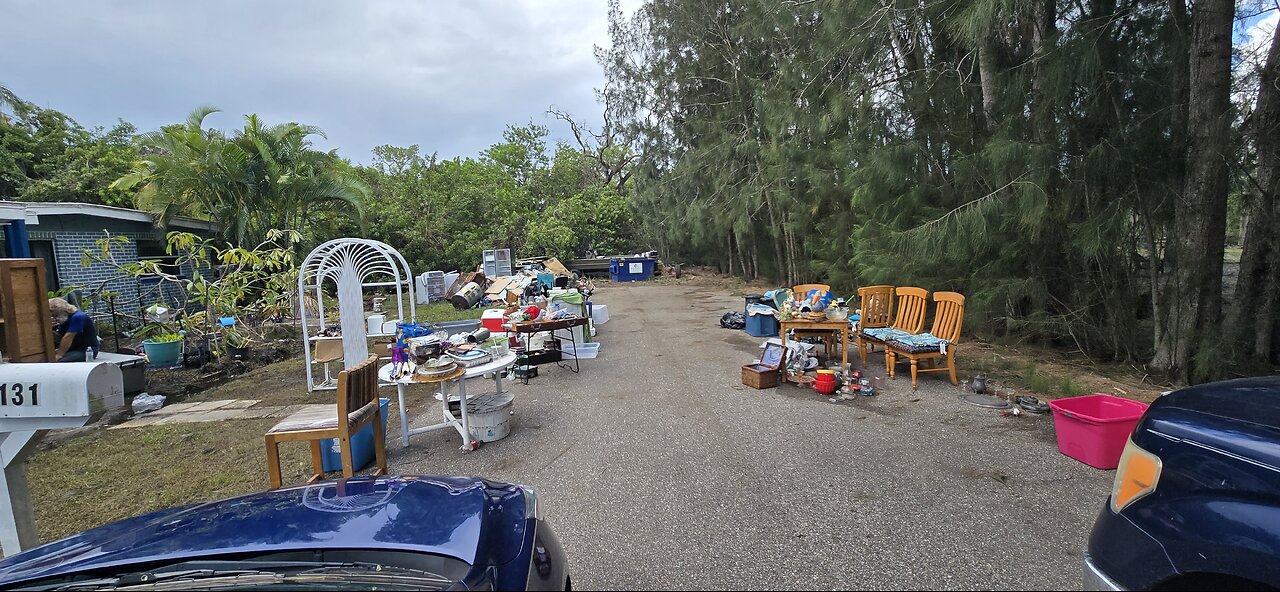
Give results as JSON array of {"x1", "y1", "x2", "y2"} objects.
[{"x1": 450, "y1": 282, "x2": 483, "y2": 310}]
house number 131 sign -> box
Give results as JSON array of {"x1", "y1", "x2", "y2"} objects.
[{"x1": 0, "y1": 384, "x2": 39, "y2": 406}]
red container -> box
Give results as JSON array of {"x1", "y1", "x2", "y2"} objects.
[
  {"x1": 1048, "y1": 394, "x2": 1149, "y2": 469},
  {"x1": 814, "y1": 373, "x2": 837, "y2": 395},
  {"x1": 481, "y1": 309, "x2": 508, "y2": 333}
]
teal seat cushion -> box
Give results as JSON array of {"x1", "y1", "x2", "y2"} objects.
[
  {"x1": 888, "y1": 332, "x2": 951, "y2": 354},
  {"x1": 861, "y1": 327, "x2": 910, "y2": 342}
]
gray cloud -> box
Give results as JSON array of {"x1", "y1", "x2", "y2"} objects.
[{"x1": 0, "y1": 0, "x2": 636, "y2": 162}]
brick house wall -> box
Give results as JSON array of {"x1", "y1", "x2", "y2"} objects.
[{"x1": 26, "y1": 213, "x2": 215, "y2": 329}]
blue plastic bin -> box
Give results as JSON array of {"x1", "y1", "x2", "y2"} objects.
[
  {"x1": 321, "y1": 398, "x2": 391, "y2": 473},
  {"x1": 609, "y1": 257, "x2": 656, "y2": 282},
  {"x1": 745, "y1": 312, "x2": 779, "y2": 337}
]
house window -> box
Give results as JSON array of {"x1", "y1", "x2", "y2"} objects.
[
  {"x1": 30, "y1": 240, "x2": 58, "y2": 292},
  {"x1": 137, "y1": 240, "x2": 182, "y2": 277}
]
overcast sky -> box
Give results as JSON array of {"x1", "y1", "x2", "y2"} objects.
[{"x1": 0, "y1": 0, "x2": 642, "y2": 163}]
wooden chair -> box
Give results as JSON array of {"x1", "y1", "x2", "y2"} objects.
[
  {"x1": 886, "y1": 292, "x2": 965, "y2": 388},
  {"x1": 854, "y1": 285, "x2": 895, "y2": 365},
  {"x1": 858, "y1": 287, "x2": 928, "y2": 367},
  {"x1": 313, "y1": 338, "x2": 344, "y2": 389},
  {"x1": 790, "y1": 283, "x2": 836, "y2": 354},
  {"x1": 265, "y1": 354, "x2": 386, "y2": 489}
]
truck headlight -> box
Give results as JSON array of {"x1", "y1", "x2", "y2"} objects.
[
  {"x1": 516, "y1": 484, "x2": 540, "y2": 521},
  {"x1": 1110, "y1": 438, "x2": 1162, "y2": 513}
]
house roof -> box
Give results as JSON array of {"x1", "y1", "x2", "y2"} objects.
[{"x1": 0, "y1": 201, "x2": 219, "y2": 232}]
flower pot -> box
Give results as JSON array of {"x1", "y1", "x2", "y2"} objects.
[
  {"x1": 142, "y1": 339, "x2": 183, "y2": 368},
  {"x1": 227, "y1": 345, "x2": 249, "y2": 360}
]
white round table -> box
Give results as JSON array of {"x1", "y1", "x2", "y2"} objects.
[{"x1": 378, "y1": 351, "x2": 518, "y2": 450}]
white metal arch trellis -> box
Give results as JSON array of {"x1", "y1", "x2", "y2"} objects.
[{"x1": 299, "y1": 238, "x2": 416, "y2": 392}]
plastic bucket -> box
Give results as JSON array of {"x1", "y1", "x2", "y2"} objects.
[{"x1": 1048, "y1": 394, "x2": 1149, "y2": 469}]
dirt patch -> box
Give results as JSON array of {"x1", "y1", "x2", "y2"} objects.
[
  {"x1": 650, "y1": 266, "x2": 777, "y2": 296},
  {"x1": 958, "y1": 338, "x2": 1169, "y2": 403},
  {"x1": 140, "y1": 332, "x2": 303, "y2": 403}
]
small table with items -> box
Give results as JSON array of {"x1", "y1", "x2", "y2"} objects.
[
  {"x1": 779, "y1": 318, "x2": 851, "y2": 377},
  {"x1": 378, "y1": 351, "x2": 519, "y2": 450},
  {"x1": 510, "y1": 316, "x2": 589, "y2": 381}
]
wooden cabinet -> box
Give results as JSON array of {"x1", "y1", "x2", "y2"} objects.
[{"x1": 0, "y1": 259, "x2": 55, "y2": 362}]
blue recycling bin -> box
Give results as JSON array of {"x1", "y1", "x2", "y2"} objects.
[
  {"x1": 320, "y1": 398, "x2": 391, "y2": 472},
  {"x1": 609, "y1": 257, "x2": 656, "y2": 282}
]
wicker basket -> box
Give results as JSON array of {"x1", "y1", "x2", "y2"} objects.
[
  {"x1": 742, "y1": 363, "x2": 780, "y2": 389},
  {"x1": 741, "y1": 342, "x2": 787, "y2": 389}
]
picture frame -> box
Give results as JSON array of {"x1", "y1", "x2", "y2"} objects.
[{"x1": 759, "y1": 342, "x2": 785, "y2": 369}]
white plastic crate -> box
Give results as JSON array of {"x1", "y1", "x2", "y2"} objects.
[
  {"x1": 590, "y1": 304, "x2": 609, "y2": 325},
  {"x1": 562, "y1": 341, "x2": 600, "y2": 359}
]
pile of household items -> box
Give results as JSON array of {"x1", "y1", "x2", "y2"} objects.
[
  {"x1": 738, "y1": 284, "x2": 966, "y2": 395},
  {"x1": 413, "y1": 250, "x2": 608, "y2": 380}
]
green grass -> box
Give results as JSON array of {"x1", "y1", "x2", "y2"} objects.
[
  {"x1": 1224, "y1": 246, "x2": 1243, "y2": 264},
  {"x1": 1021, "y1": 361, "x2": 1088, "y2": 397},
  {"x1": 28, "y1": 419, "x2": 312, "y2": 541},
  {"x1": 415, "y1": 302, "x2": 487, "y2": 324}
]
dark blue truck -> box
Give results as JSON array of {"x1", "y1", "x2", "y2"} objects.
[{"x1": 1085, "y1": 377, "x2": 1280, "y2": 590}]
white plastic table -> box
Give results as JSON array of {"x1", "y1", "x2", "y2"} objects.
[{"x1": 378, "y1": 351, "x2": 518, "y2": 451}]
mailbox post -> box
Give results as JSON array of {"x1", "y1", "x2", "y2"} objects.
[{"x1": 0, "y1": 363, "x2": 125, "y2": 557}]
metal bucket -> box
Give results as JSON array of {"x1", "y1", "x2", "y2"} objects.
[{"x1": 450, "y1": 282, "x2": 483, "y2": 310}]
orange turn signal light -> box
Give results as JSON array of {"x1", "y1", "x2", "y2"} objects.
[{"x1": 1110, "y1": 438, "x2": 1162, "y2": 513}]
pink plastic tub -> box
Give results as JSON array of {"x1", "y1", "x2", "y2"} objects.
[{"x1": 1048, "y1": 394, "x2": 1150, "y2": 469}]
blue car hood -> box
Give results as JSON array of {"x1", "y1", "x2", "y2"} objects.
[
  {"x1": 1144, "y1": 376, "x2": 1280, "y2": 467},
  {"x1": 0, "y1": 476, "x2": 528, "y2": 584}
]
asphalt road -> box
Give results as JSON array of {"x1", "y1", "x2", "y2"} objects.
[{"x1": 393, "y1": 282, "x2": 1113, "y2": 590}]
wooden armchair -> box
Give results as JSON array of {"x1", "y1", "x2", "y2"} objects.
[
  {"x1": 854, "y1": 285, "x2": 895, "y2": 365},
  {"x1": 886, "y1": 292, "x2": 965, "y2": 388},
  {"x1": 790, "y1": 283, "x2": 836, "y2": 354},
  {"x1": 858, "y1": 287, "x2": 928, "y2": 367},
  {"x1": 265, "y1": 354, "x2": 387, "y2": 489}
]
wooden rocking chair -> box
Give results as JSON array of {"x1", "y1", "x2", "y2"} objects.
[
  {"x1": 886, "y1": 292, "x2": 965, "y2": 388},
  {"x1": 854, "y1": 285, "x2": 895, "y2": 366},
  {"x1": 858, "y1": 287, "x2": 928, "y2": 368},
  {"x1": 265, "y1": 354, "x2": 387, "y2": 489}
]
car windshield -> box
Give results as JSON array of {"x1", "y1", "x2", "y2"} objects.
[{"x1": 21, "y1": 560, "x2": 455, "y2": 591}]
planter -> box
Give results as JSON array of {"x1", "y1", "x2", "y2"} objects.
[
  {"x1": 226, "y1": 345, "x2": 250, "y2": 360},
  {"x1": 142, "y1": 339, "x2": 183, "y2": 369}
]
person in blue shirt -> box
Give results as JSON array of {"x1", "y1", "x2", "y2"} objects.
[{"x1": 48, "y1": 297, "x2": 99, "y2": 362}]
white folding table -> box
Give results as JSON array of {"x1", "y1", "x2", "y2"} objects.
[{"x1": 378, "y1": 351, "x2": 518, "y2": 450}]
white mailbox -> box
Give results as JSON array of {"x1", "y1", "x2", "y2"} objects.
[
  {"x1": 0, "y1": 363, "x2": 124, "y2": 432},
  {"x1": 0, "y1": 362, "x2": 125, "y2": 557}
]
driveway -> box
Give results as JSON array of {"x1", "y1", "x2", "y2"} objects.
[{"x1": 392, "y1": 282, "x2": 1112, "y2": 590}]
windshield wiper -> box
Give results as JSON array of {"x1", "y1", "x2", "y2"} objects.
[{"x1": 40, "y1": 560, "x2": 451, "y2": 591}]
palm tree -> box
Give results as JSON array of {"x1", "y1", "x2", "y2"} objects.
[
  {"x1": 114, "y1": 108, "x2": 365, "y2": 245},
  {"x1": 231, "y1": 115, "x2": 367, "y2": 244}
]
